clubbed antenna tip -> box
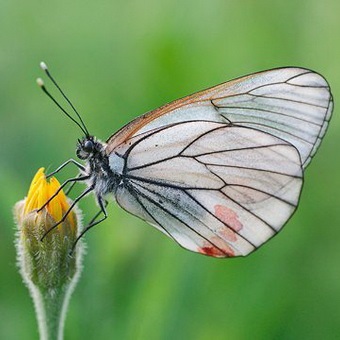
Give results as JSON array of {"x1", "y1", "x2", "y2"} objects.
[
  {"x1": 36, "y1": 78, "x2": 45, "y2": 87},
  {"x1": 40, "y1": 61, "x2": 48, "y2": 71},
  {"x1": 37, "y1": 61, "x2": 90, "y2": 136}
]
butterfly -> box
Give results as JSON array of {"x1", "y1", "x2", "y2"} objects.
[{"x1": 38, "y1": 64, "x2": 333, "y2": 258}]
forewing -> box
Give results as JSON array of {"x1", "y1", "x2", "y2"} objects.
[
  {"x1": 211, "y1": 68, "x2": 333, "y2": 168},
  {"x1": 106, "y1": 68, "x2": 332, "y2": 169},
  {"x1": 111, "y1": 121, "x2": 303, "y2": 257}
]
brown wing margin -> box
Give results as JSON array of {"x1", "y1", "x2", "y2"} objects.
[
  {"x1": 105, "y1": 67, "x2": 332, "y2": 156},
  {"x1": 105, "y1": 70, "x2": 257, "y2": 153}
]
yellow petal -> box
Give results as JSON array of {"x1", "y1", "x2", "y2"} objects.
[
  {"x1": 26, "y1": 167, "x2": 45, "y2": 200},
  {"x1": 24, "y1": 168, "x2": 76, "y2": 232},
  {"x1": 48, "y1": 177, "x2": 63, "y2": 222}
]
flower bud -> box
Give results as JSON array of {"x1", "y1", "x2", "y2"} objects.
[{"x1": 14, "y1": 167, "x2": 85, "y2": 340}]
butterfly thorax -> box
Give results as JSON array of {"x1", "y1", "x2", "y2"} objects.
[{"x1": 77, "y1": 136, "x2": 121, "y2": 197}]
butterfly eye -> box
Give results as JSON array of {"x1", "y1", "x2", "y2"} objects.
[{"x1": 83, "y1": 140, "x2": 94, "y2": 152}]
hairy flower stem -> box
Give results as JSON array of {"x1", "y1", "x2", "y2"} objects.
[
  {"x1": 31, "y1": 285, "x2": 69, "y2": 340},
  {"x1": 14, "y1": 168, "x2": 85, "y2": 340}
]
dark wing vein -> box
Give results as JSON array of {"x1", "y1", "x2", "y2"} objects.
[
  {"x1": 194, "y1": 160, "x2": 302, "y2": 179},
  {"x1": 247, "y1": 93, "x2": 328, "y2": 109},
  {"x1": 232, "y1": 121, "x2": 314, "y2": 144},
  {"x1": 214, "y1": 105, "x2": 322, "y2": 127},
  {"x1": 130, "y1": 179, "x2": 230, "y2": 254},
  {"x1": 122, "y1": 120, "x2": 223, "y2": 175},
  {"x1": 125, "y1": 183, "x2": 173, "y2": 239},
  {"x1": 127, "y1": 142, "x2": 290, "y2": 173}
]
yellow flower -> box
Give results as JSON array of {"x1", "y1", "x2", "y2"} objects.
[
  {"x1": 14, "y1": 168, "x2": 85, "y2": 339},
  {"x1": 22, "y1": 167, "x2": 76, "y2": 238}
]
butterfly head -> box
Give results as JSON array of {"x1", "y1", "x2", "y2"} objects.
[{"x1": 76, "y1": 136, "x2": 102, "y2": 160}]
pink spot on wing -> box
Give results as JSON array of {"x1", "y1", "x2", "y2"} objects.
[
  {"x1": 218, "y1": 228, "x2": 237, "y2": 242},
  {"x1": 197, "y1": 206, "x2": 245, "y2": 257},
  {"x1": 214, "y1": 204, "x2": 243, "y2": 232}
]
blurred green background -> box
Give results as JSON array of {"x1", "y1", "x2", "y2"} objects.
[{"x1": 1, "y1": 0, "x2": 339, "y2": 339}]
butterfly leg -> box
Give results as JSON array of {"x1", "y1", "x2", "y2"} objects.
[
  {"x1": 41, "y1": 185, "x2": 94, "y2": 241},
  {"x1": 37, "y1": 159, "x2": 88, "y2": 211},
  {"x1": 37, "y1": 174, "x2": 91, "y2": 212},
  {"x1": 70, "y1": 197, "x2": 108, "y2": 253},
  {"x1": 65, "y1": 173, "x2": 86, "y2": 195},
  {"x1": 87, "y1": 199, "x2": 109, "y2": 226},
  {"x1": 46, "y1": 158, "x2": 86, "y2": 178}
]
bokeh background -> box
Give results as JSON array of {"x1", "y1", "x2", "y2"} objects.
[{"x1": 1, "y1": 1, "x2": 339, "y2": 339}]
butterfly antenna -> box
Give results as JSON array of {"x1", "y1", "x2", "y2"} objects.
[
  {"x1": 39, "y1": 61, "x2": 90, "y2": 136},
  {"x1": 36, "y1": 77, "x2": 88, "y2": 136}
]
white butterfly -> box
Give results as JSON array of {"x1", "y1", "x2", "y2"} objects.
[{"x1": 39, "y1": 65, "x2": 333, "y2": 257}]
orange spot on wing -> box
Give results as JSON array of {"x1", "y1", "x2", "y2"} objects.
[
  {"x1": 198, "y1": 242, "x2": 235, "y2": 258},
  {"x1": 198, "y1": 236, "x2": 235, "y2": 257}
]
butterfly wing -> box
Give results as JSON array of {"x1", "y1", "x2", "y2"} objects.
[
  {"x1": 107, "y1": 67, "x2": 332, "y2": 169},
  {"x1": 110, "y1": 121, "x2": 302, "y2": 257},
  {"x1": 106, "y1": 68, "x2": 332, "y2": 257}
]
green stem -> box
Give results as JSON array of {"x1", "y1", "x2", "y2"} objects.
[
  {"x1": 14, "y1": 197, "x2": 85, "y2": 340},
  {"x1": 31, "y1": 284, "x2": 72, "y2": 340}
]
